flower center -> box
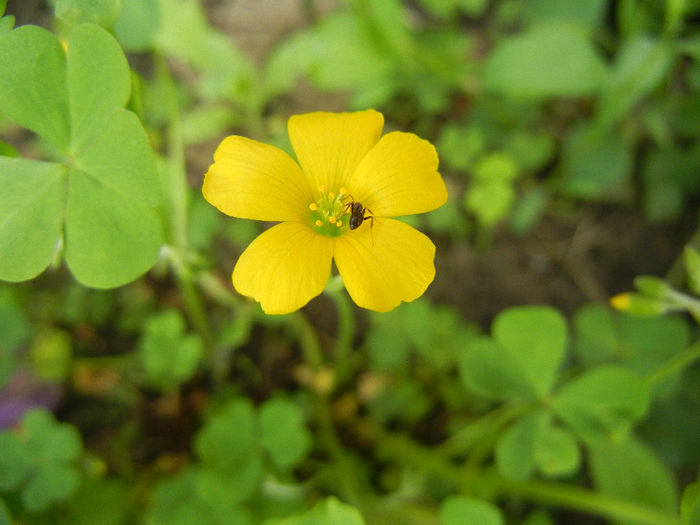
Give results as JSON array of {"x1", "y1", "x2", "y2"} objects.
[{"x1": 308, "y1": 186, "x2": 351, "y2": 237}]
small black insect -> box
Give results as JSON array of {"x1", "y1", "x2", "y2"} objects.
[{"x1": 344, "y1": 196, "x2": 375, "y2": 236}]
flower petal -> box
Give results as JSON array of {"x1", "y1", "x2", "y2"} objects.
[
  {"x1": 334, "y1": 218, "x2": 436, "y2": 312},
  {"x1": 288, "y1": 110, "x2": 384, "y2": 194},
  {"x1": 348, "y1": 131, "x2": 447, "y2": 217},
  {"x1": 203, "y1": 136, "x2": 312, "y2": 222},
  {"x1": 233, "y1": 222, "x2": 334, "y2": 314}
]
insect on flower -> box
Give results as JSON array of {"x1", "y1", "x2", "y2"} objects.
[
  {"x1": 344, "y1": 195, "x2": 374, "y2": 234},
  {"x1": 202, "y1": 109, "x2": 448, "y2": 314}
]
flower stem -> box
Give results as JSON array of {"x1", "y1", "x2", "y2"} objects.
[
  {"x1": 645, "y1": 339, "x2": 700, "y2": 387},
  {"x1": 325, "y1": 278, "x2": 356, "y2": 382},
  {"x1": 291, "y1": 311, "x2": 325, "y2": 370}
]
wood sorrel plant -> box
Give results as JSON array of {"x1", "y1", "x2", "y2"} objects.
[{"x1": 1, "y1": 1, "x2": 699, "y2": 525}]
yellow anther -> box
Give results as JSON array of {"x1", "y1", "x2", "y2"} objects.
[
  {"x1": 328, "y1": 216, "x2": 337, "y2": 224},
  {"x1": 309, "y1": 203, "x2": 319, "y2": 211},
  {"x1": 315, "y1": 219, "x2": 324, "y2": 227},
  {"x1": 318, "y1": 184, "x2": 327, "y2": 192},
  {"x1": 336, "y1": 221, "x2": 342, "y2": 227},
  {"x1": 339, "y1": 187, "x2": 347, "y2": 195},
  {"x1": 329, "y1": 192, "x2": 336, "y2": 199}
]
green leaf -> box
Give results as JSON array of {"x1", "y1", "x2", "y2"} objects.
[
  {"x1": 508, "y1": 187, "x2": 548, "y2": 235},
  {"x1": 25, "y1": 409, "x2": 82, "y2": 462},
  {"x1": 0, "y1": 409, "x2": 83, "y2": 512},
  {"x1": 597, "y1": 36, "x2": 673, "y2": 128},
  {"x1": 147, "y1": 467, "x2": 231, "y2": 525},
  {"x1": 22, "y1": 463, "x2": 81, "y2": 513},
  {"x1": 0, "y1": 24, "x2": 163, "y2": 288},
  {"x1": 572, "y1": 303, "x2": 617, "y2": 366},
  {"x1": 681, "y1": 480, "x2": 700, "y2": 525},
  {"x1": 618, "y1": 313, "x2": 690, "y2": 376},
  {"x1": 553, "y1": 366, "x2": 649, "y2": 444},
  {"x1": 195, "y1": 398, "x2": 259, "y2": 472},
  {"x1": 65, "y1": 109, "x2": 163, "y2": 288},
  {"x1": 493, "y1": 306, "x2": 567, "y2": 398},
  {"x1": 29, "y1": 328, "x2": 73, "y2": 382},
  {"x1": 61, "y1": 480, "x2": 129, "y2": 525},
  {"x1": 195, "y1": 458, "x2": 263, "y2": 506},
  {"x1": 0, "y1": 433, "x2": 33, "y2": 490},
  {"x1": 0, "y1": 498, "x2": 10, "y2": 525},
  {"x1": 267, "y1": 497, "x2": 365, "y2": 525},
  {"x1": 67, "y1": 23, "x2": 131, "y2": 154},
  {"x1": 685, "y1": 246, "x2": 700, "y2": 295},
  {"x1": 522, "y1": 0, "x2": 606, "y2": 31},
  {"x1": 440, "y1": 496, "x2": 504, "y2": 525},
  {"x1": 154, "y1": 0, "x2": 255, "y2": 101},
  {"x1": 589, "y1": 437, "x2": 678, "y2": 520},
  {"x1": 0, "y1": 25, "x2": 70, "y2": 151},
  {"x1": 54, "y1": 0, "x2": 122, "y2": 27},
  {"x1": 504, "y1": 131, "x2": 554, "y2": 172},
  {"x1": 0, "y1": 14, "x2": 14, "y2": 35},
  {"x1": 483, "y1": 24, "x2": 606, "y2": 99},
  {"x1": 259, "y1": 398, "x2": 311, "y2": 470},
  {"x1": 310, "y1": 13, "x2": 394, "y2": 92},
  {"x1": 495, "y1": 411, "x2": 544, "y2": 480},
  {"x1": 534, "y1": 423, "x2": 580, "y2": 477},
  {"x1": 561, "y1": 123, "x2": 632, "y2": 198},
  {"x1": 464, "y1": 181, "x2": 515, "y2": 227},
  {"x1": 139, "y1": 309, "x2": 203, "y2": 390},
  {"x1": 642, "y1": 146, "x2": 700, "y2": 222},
  {"x1": 0, "y1": 158, "x2": 65, "y2": 282},
  {"x1": 0, "y1": 287, "x2": 30, "y2": 354},
  {"x1": 473, "y1": 152, "x2": 519, "y2": 182},
  {"x1": 459, "y1": 337, "x2": 534, "y2": 400},
  {"x1": 436, "y1": 123, "x2": 485, "y2": 171},
  {"x1": 113, "y1": 0, "x2": 159, "y2": 52}
]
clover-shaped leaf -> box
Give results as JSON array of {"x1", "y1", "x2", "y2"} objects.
[
  {"x1": 589, "y1": 437, "x2": 677, "y2": 517},
  {"x1": 139, "y1": 309, "x2": 203, "y2": 391},
  {"x1": 496, "y1": 410, "x2": 580, "y2": 481},
  {"x1": 195, "y1": 398, "x2": 259, "y2": 473},
  {"x1": 147, "y1": 467, "x2": 253, "y2": 525},
  {"x1": 440, "y1": 496, "x2": 504, "y2": 525},
  {"x1": 459, "y1": 306, "x2": 567, "y2": 400},
  {"x1": 0, "y1": 408, "x2": 83, "y2": 513},
  {"x1": 0, "y1": 23, "x2": 163, "y2": 288},
  {"x1": 552, "y1": 366, "x2": 649, "y2": 444},
  {"x1": 266, "y1": 496, "x2": 365, "y2": 525},
  {"x1": 259, "y1": 398, "x2": 311, "y2": 471}
]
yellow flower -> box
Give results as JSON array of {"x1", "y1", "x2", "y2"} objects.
[{"x1": 202, "y1": 110, "x2": 447, "y2": 314}]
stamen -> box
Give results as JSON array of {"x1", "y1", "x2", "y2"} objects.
[
  {"x1": 339, "y1": 187, "x2": 347, "y2": 196},
  {"x1": 328, "y1": 216, "x2": 337, "y2": 224},
  {"x1": 315, "y1": 219, "x2": 323, "y2": 227},
  {"x1": 336, "y1": 221, "x2": 342, "y2": 227},
  {"x1": 309, "y1": 203, "x2": 319, "y2": 211},
  {"x1": 328, "y1": 191, "x2": 336, "y2": 199}
]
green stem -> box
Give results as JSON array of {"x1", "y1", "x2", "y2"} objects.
[
  {"x1": 173, "y1": 256, "x2": 212, "y2": 348},
  {"x1": 157, "y1": 54, "x2": 188, "y2": 250},
  {"x1": 492, "y1": 474, "x2": 680, "y2": 525},
  {"x1": 375, "y1": 430, "x2": 680, "y2": 525},
  {"x1": 313, "y1": 397, "x2": 370, "y2": 509},
  {"x1": 291, "y1": 307, "x2": 370, "y2": 508},
  {"x1": 437, "y1": 401, "x2": 533, "y2": 456},
  {"x1": 645, "y1": 339, "x2": 700, "y2": 386},
  {"x1": 325, "y1": 279, "x2": 356, "y2": 382},
  {"x1": 291, "y1": 311, "x2": 325, "y2": 370}
]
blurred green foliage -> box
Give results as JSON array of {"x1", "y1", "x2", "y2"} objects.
[{"x1": 0, "y1": 0, "x2": 699, "y2": 524}]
